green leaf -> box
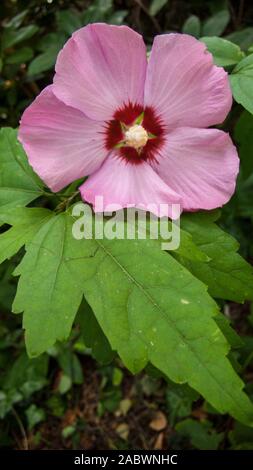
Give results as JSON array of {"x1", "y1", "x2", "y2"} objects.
[
  {"x1": 13, "y1": 214, "x2": 85, "y2": 356},
  {"x1": 25, "y1": 404, "x2": 45, "y2": 430},
  {"x1": 3, "y1": 10, "x2": 28, "y2": 29},
  {"x1": 182, "y1": 15, "x2": 201, "y2": 38},
  {"x1": 234, "y1": 110, "x2": 253, "y2": 180},
  {"x1": 0, "y1": 208, "x2": 53, "y2": 264},
  {"x1": 229, "y1": 422, "x2": 253, "y2": 449},
  {"x1": 200, "y1": 37, "x2": 244, "y2": 67},
  {"x1": 57, "y1": 348, "x2": 83, "y2": 385},
  {"x1": 77, "y1": 300, "x2": 115, "y2": 364},
  {"x1": 0, "y1": 260, "x2": 16, "y2": 311},
  {"x1": 215, "y1": 313, "x2": 243, "y2": 349},
  {"x1": 13, "y1": 212, "x2": 253, "y2": 424},
  {"x1": 178, "y1": 211, "x2": 253, "y2": 302},
  {"x1": 166, "y1": 382, "x2": 198, "y2": 424},
  {"x1": 176, "y1": 418, "x2": 224, "y2": 450},
  {"x1": 0, "y1": 390, "x2": 22, "y2": 419},
  {"x1": 28, "y1": 48, "x2": 59, "y2": 76},
  {"x1": 173, "y1": 230, "x2": 209, "y2": 262},
  {"x1": 62, "y1": 425, "x2": 76, "y2": 438},
  {"x1": 226, "y1": 28, "x2": 253, "y2": 51},
  {"x1": 79, "y1": 238, "x2": 253, "y2": 423},
  {"x1": 3, "y1": 351, "x2": 48, "y2": 393},
  {"x1": 2, "y1": 25, "x2": 39, "y2": 49},
  {"x1": 145, "y1": 218, "x2": 209, "y2": 262},
  {"x1": 113, "y1": 367, "x2": 123, "y2": 386},
  {"x1": 58, "y1": 374, "x2": 72, "y2": 394},
  {"x1": 232, "y1": 175, "x2": 253, "y2": 219},
  {"x1": 28, "y1": 33, "x2": 65, "y2": 76},
  {"x1": 149, "y1": 0, "x2": 168, "y2": 16},
  {"x1": 5, "y1": 47, "x2": 33, "y2": 65},
  {"x1": 0, "y1": 128, "x2": 43, "y2": 210},
  {"x1": 230, "y1": 54, "x2": 253, "y2": 114},
  {"x1": 56, "y1": 9, "x2": 82, "y2": 36},
  {"x1": 108, "y1": 10, "x2": 128, "y2": 25},
  {"x1": 202, "y1": 10, "x2": 230, "y2": 37},
  {"x1": 81, "y1": 0, "x2": 113, "y2": 24},
  {"x1": 36, "y1": 32, "x2": 66, "y2": 52}
]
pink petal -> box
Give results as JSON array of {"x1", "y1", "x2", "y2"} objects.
[
  {"x1": 80, "y1": 154, "x2": 182, "y2": 218},
  {"x1": 53, "y1": 23, "x2": 147, "y2": 121},
  {"x1": 18, "y1": 86, "x2": 108, "y2": 192},
  {"x1": 152, "y1": 127, "x2": 239, "y2": 211},
  {"x1": 145, "y1": 33, "x2": 232, "y2": 129}
]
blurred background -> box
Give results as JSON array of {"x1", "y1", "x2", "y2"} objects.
[{"x1": 1, "y1": 0, "x2": 253, "y2": 450}]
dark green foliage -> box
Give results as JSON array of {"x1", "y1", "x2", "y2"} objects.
[{"x1": 1, "y1": 0, "x2": 253, "y2": 451}]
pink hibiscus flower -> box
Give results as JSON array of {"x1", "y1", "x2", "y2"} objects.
[{"x1": 19, "y1": 23, "x2": 239, "y2": 218}]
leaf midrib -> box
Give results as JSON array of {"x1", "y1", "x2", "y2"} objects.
[{"x1": 93, "y1": 238, "x2": 246, "y2": 415}]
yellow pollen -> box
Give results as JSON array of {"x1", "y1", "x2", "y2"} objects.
[{"x1": 125, "y1": 124, "x2": 148, "y2": 150}]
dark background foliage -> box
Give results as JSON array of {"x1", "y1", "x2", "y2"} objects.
[{"x1": 1, "y1": 0, "x2": 253, "y2": 450}]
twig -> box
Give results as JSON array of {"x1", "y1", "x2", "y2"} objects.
[
  {"x1": 12, "y1": 408, "x2": 29, "y2": 450},
  {"x1": 55, "y1": 190, "x2": 80, "y2": 213}
]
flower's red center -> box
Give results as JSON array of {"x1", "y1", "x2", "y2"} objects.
[{"x1": 105, "y1": 103, "x2": 165, "y2": 164}]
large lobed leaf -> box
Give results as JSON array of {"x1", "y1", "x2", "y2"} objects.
[
  {"x1": 1, "y1": 128, "x2": 253, "y2": 425},
  {"x1": 11, "y1": 211, "x2": 253, "y2": 425},
  {"x1": 178, "y1": 211, "x2": 253, "y2": 302},
  {"x1": 12, "y1": 214, "x2": 84, "y2": 356},
  {"x1": 0, "y1": 208, "x2": 53, "y2": 264}
]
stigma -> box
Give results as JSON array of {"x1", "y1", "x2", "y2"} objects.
[{"x1": 124, "y1": 125, "x2": 148, "y2": 150}]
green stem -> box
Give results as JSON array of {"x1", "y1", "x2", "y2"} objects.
[{"x1": 55, "y1": 190, "x2": 80, "y2": 213}]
